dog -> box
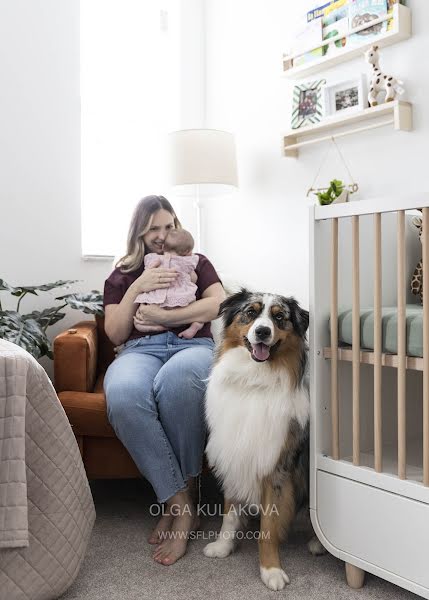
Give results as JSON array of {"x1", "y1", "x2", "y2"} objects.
[{"x1": 203, "y1": 289, "x2": 324, "y2": 591}]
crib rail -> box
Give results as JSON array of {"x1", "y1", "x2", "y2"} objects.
[
  {"x1": 397, "y1": 211, "x2": 406, "y2": 479},
  {"x1": 424, "y1": 209, "x2": 429, "y2": 486},
  {"x1": 318, "y1": 198, "x2": 429, "y2": 486},
  {"x1": 374, "y1": 213, "x2": 382, "y2": 472},
  {"x1": 330, "y1": 218, "x2": 340, "y2": 460},
  {"x1": 323, "y1": 347, "x2": 424, "y2": 371}
]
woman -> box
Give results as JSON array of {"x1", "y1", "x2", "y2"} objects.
[{"x1": 103, "y1": 195, "x2": 225, "y2": 566}]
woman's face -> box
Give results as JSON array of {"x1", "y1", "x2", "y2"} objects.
[{"x1": 143, "y1": 209, "x2": 175, "y2": 254}]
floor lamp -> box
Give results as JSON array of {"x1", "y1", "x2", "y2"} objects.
[{"x1": 168, "y1": 129, "x2": 238, "y2": 252}]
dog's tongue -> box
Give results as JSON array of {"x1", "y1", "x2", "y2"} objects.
[{"x1": 252, "y1": 343, "x2": 270, "y2": 361}]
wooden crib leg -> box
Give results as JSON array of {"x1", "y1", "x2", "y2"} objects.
[{"x1": 345, "y1": 562, "x2": 365, "y2": 589}]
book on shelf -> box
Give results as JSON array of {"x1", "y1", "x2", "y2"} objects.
[
  {"x1": 387, "y1": 0, "x2": 401, "y2": 31},
  {"x1": 348, "y1": 0, "x2": 388, "y2": 46},
  {"x1": 323, "y1": 0, "x2": 349, "y2": 26},
  {"x1": 291, "y1": 14, "x2": 323, "y2": 56},
  {"x1": 307, "y1": 1, "x2": 333, "y2": 22},
  {"x1": 294, "y1": 0, "x2": 351, "y2": 66},
  {"x1": 323, "y1": 16, "x2": 350, "y2": 58},
  {"x1": 289, "y1": 0, "x2": 404, "y2": 68}
]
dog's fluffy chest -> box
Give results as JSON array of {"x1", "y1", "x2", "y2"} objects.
[{"x1": 205, "y1": 348, "x2": 309, "y2": 505}]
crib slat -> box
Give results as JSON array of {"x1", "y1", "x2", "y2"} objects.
[
  {"x1": 374, "y1": 213, "x2": 382, "y2": 472},
  {"x1": 423, "y1": 207, "x2": 429, "y2": 486},
  {"x1": 352, "y1": 215, "x2": 360, "y2": 466},
  {"x1": 397, "y1": 210, "x2": 406, "y2": 480},
  {"x1": 331, "y1": 218, "x2": 340, "y2": 460}
]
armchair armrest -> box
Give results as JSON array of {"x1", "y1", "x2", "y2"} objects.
[{"x1": 54, "y1": 321, "x2": 98, "y2": 393}]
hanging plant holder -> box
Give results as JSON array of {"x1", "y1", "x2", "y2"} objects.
[
  {"x1": 306, "y1": 137, "x2": 359, "y2": 204},
  {"x1": 307, "y1": 182, "x2": 359, "y2": 198}
]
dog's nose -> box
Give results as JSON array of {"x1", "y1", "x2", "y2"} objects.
[{"x1": 255, "y1": 326, "x2": 271, "y2": 341}]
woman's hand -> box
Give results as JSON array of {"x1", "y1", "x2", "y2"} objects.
[
  {"x1": 133, "y1": 314, "x2": 167, "y2": 332},
  {"x1": 132, "y1": 259, "x2": 178, "y2": 295},
  {"x1": 135, "y1": 304, "x2": 168, "y2": 325},
  {"x1": 135, "y1": 282, "x2": 225, "y2": 328}
]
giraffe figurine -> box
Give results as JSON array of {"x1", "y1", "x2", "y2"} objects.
[
  {"x1": 410, "y1": 213, "x2": 423, "y2": 305},
  {"x1": 364, "y1": 45, "x2": 404, "y2": 107}
]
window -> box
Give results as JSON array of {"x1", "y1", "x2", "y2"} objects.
[{"x1": 81, "y1": 0, "x2": 181, "y2": 257}]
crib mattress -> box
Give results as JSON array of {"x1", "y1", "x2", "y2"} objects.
[{"x1": 336, "y1": 304, "x2": 423, "y2": 358}]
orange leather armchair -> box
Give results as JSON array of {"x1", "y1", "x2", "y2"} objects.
[{"x1": 54, "y1": 317, "x2": 141, "y2": 479}]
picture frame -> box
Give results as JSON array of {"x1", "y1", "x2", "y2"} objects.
[
  {"x1": 291, "y1": 79, "x2": 326, "y2": 129},
  {"x1": 322, "y1": 74, "x2": 368, "y2": 118}
]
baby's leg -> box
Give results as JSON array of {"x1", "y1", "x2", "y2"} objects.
[{"x1": 178, "y1": 322, "x2": 204, "y2": 339}]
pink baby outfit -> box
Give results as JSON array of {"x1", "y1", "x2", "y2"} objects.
[{"x1": 135, "y1": 252, "x2": 199, "y2": 307}]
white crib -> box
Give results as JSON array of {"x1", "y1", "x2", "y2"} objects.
[{"x1": 309, "y1": 195, "x2": 429, "y2": 598}]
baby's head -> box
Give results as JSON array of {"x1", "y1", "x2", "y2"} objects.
[{"x1": 163, "y1": 229, "x2": 195, "y2": 256}]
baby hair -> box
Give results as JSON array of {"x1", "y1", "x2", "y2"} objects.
[{"x1": 163, "y1": 229, "x2": 195, "y2": 256}]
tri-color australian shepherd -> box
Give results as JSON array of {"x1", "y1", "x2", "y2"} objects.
[{"x1": 203, "y1": 289, "x2": 324, "y2": 591}]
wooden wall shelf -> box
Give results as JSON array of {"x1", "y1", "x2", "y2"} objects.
[
  {"x1": 283, "y1": 101, "x2": 412, "y2": 157},
  {"x1": 282, "y1": 4, "x2": 411, "y2": 79}
]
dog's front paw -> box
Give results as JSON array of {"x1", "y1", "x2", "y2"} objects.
[
  {"x1": 307, "y1": 536, "x2": 326, "y2": 555},
  {"x1": 203, "y1": 540, "x2": 234, "y2": 558},
  {"x1": 260, "y1": 566, "x2": 290, "y2": 591}
]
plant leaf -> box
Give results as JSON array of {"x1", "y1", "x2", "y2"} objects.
[
  {"x1": 0, "y1": 279, "x2": 17, "y2": 293},
  {"x1": 36, "y1": 280, "x2": 79, "y2": 292},
  {"x1": 0, "y1": 279, "x2": 79, "y2": 298},
  {"x1": 18, "y1": 280, "x2": 79, "y2": 294},
  {"x1": 23, "y1": 307, "x2": 66, "y2": 328},
  {"x1": 0, "y1": 279, "x2": 37, "y2": 297},
  {"x1": 331, "y1": 179, "x2": 344, "y2": 196},
  {"x1": 56, "y1": 290, "x2": 104, "y2": 316},
  {"x1": 0, "y1": 311, "x2": 51, "y2": 359}
]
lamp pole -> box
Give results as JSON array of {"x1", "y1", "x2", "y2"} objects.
[{"x1": 193, "y1": 184, "x2": 201, "y2": 252}]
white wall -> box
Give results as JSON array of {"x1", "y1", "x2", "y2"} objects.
[
  {"x1": 0, "y1": 1, "x2": 427, "y2": 376},
  {"x1": 203, "y1": 0, "x2": 428, "y2": 306},
  {"x1": 0, "y1": 0, "x2": 206, "y2": 376},
  {"x1": 0, "y1": 1, "x2": 109, "y2": 375}
]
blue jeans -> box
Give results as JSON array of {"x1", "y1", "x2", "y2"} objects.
[{"x1": 104, "y1": 332, "x2": 214, "y2": 503}]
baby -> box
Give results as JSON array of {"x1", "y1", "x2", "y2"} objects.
[{"x1": 133, "y1": 229, "x2": 203, "y2": 339}]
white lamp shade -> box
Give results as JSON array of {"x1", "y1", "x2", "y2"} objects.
[{"x1": 168, "y1": 129, "x2": 238, "y2": 187}]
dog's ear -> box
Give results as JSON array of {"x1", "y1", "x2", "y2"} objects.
[
  {"x1": 287, "y1": 298, "x2": 309, "y2": 338},
  {"x1": 219, "y1": 288, "x2": 250, "y2": 327}
]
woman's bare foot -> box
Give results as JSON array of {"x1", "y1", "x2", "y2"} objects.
[
  {"x1": 148, "y1": 510, "x2": 174, "y2": 545},
  {"x1": 152, "y1": 513, "x2": 200, "y2": 565},
  {"x1": 178, "y1": 322, "x2": 203, "y2": 339},
  {"x1": 152, "y1": 490, "x2": 200, "y2": 566}
]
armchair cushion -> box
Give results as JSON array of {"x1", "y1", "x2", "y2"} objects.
[
  {"x1": 54, "y1": 321, "x2": 98, "y2": 393},
  {"x1": 54, "y1": 319, "x2": 139, "y2": 478},
  {"x1": 58, "y1": 389, "x2": 115, "y2": 438}
]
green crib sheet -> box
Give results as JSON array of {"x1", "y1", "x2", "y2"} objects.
[{"x1": 334, "y1": 305, "x2": 423, "y2": 358}]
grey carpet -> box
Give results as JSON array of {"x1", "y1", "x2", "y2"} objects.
[{"x1": 59, "y1": 475, "x2": 417, "y2": 600}]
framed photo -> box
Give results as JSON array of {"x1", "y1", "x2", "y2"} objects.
[
  {"x1": 323, "y1": 75, "x2": 368, "y2": 118},
  {"x1": 291, "y1": 79, "x2": 326, "y2": 129}
]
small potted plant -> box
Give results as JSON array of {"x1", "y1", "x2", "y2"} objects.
[{"x1": 316, "y1": 179, "x2": 349, "y2": 205}]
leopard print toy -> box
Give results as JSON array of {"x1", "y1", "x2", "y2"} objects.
[{"x1": 411, "y1": 213, "x2": 423, "y2": 304}]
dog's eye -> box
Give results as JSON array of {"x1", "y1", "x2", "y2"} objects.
[
  {"x1": 274, "y1": 313, "x2": 285, "y2": 322},
  {"x1": 246, "y1": 308, "x2": 257, "y2": 318}
]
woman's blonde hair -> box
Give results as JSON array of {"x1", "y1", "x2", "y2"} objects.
[{"x1": 116, "y1": 195, "x2": 182, "y2": 272}]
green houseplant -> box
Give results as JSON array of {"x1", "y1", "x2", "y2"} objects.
[
  {"x1": 0, "y1": 279, "x2": 104, "y2": 359},
  {"x1": 316, "y1": 179, "x2": 345, "y2": 205}
]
